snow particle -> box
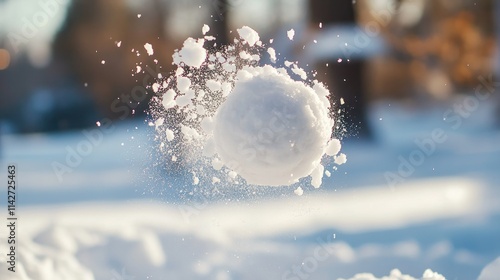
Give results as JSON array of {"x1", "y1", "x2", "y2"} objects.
[
  {"x1": 294, "y1": 187, "x2": 304, "y2": 196},
  {"x1": 144, "y1": 43, "x2": 154, "y2": 56},
  {"x1": 287, "y1": 29, "x2": 295, "y2": 40},
  {"x1": 202, "y1": 24, "x2": 210, "y2": 35}
]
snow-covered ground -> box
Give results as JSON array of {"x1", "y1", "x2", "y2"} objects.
[{"x1": 1, "y1": 100, "x2": 500, "y2": 279}]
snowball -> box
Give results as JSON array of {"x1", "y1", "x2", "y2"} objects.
[
  {"x1": 325, "y1": 170, "x2": 331, "y2": 177},
  {"x1": 136, "y1": 66, "x2": 142, "y2": 73},
  {"x1": 213, "y1": 66, "x2": 332, "y2": 186},
  {"x1": 478, "y1": 257, "x2": 500, "y2": 280},
  {"x1": 174, "y1": 38, "x2": 207, "y2": 68},
  {"x1": 237, "y1": 26, "x2": 260, "y2": 47},
  {"x1": 202, "y1": 24, "x2": 210, "y2": 35},
  {"x1": 287, "y1": 29, "x2": 295, "y2": 40},
  {"x1": 340, "y1": 97, "x2": 345, "y2": 105},
  {"x1": 144, "y1": 43, "x2": 154, "y2": 56}
]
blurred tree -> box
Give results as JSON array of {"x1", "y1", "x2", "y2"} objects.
[
  {"x1": 53, "y1": 0, "x2": 174, "y2": 120},
  {"x1": 210, "y1": 0, "x2": 230, "y2": 47},
  {"x1": 308, "y1": 0, "x2": 372, "y2": 139}
]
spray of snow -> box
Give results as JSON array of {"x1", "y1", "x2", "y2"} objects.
[
  {"x1": 144, "y1": 43, "x2": 154, "y2": 56},
  {"x1": 338, "y1": 269, "x2": 445, "y2": 280},
  {"x1": 149, "y1": 25, "x2": 345, "y2": 194}
]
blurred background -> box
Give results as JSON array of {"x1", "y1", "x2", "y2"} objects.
[
  {"x1": 1, "y1": 0, "x2": 500, "y2": 279},
  {"x1": 0, "y1": 0, "x2": 497, "y2": 134}
]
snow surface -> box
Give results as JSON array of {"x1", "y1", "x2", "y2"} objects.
[{"x1": 2, "y1": 101, "x2": 500, "y2": 279}]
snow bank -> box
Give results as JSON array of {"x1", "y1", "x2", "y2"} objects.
[{"x1": 338, "y1": 269, "x2": 445, "y2": 280}]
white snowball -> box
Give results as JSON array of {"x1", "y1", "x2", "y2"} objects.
[
  {"x1": 287, "y1": 29, "x2": 295, "y2": 40},
  {"x1": 213, "y1": 66, "x2": 332, "y2": 186},
  {"x1": 478, "y1": 257, "x2": 500, "y2": 280}
]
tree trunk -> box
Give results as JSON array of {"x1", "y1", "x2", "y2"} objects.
[{"x1": 309, "y1": 0, "x2": 372, "y2": 139}]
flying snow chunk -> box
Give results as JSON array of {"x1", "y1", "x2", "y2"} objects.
[
  {"x1": 177, "y1": 76, "x2": 191, "y2": 93},
  {"x1": 291, "y1": 64, "x2": 307, "y2": 80},
  {"x1": 325, "y1": 139, "x2": 341, "y2": 156},
  {"x1": 202, "y1": 24, "x2": 210, "y2": 35},
  {"x1": 213, "y1": 66, "x2": 332, "y2": 186},
  {"x1": 237, "y1": 26, "x2": 260, "y2": 47},
  {"x1": 287, "y1": 29, "x2": 295, "y2": 40},
  {"x1": 334, "y1": 153, "x2": 347, "y2": 165},
  {"x1": 294, "y1": 187, "x2": 304, "y2": 196},
  {"x1": 166, "y1": 129, "x2": 175, "y2": 142},
  {"x1": 267, "y1": 47, "x2": 277, "y2": 63},
  {"x1": 152, "y1": 83, "x2": 160, "y2": 93},
  {"x1": 144, "y1": 43, "x2": 154, "y2": 56},
  {"x1": 174, "y1": 38, "x2": 207, "y2": 68},
  {"x1": 162, "y1": 89, "x2": 176, "y2": 109},
  {"x1": 311, "y1": 164, "x2": 324, "y2": 188}
]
